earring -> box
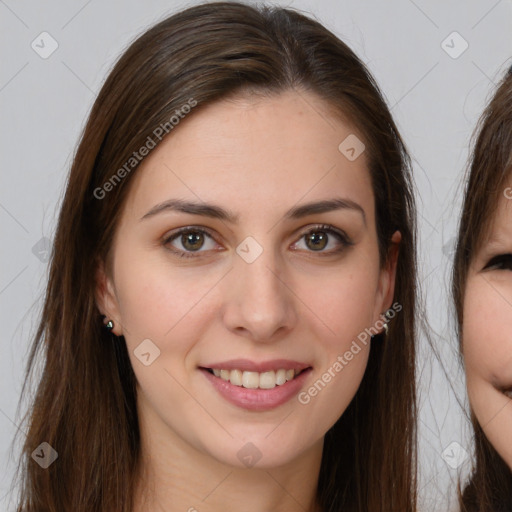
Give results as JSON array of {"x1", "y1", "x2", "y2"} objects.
[
  {"x1": 382, "y1": 309, "x2": 393, "y2": 336},
  {"x1": 104, "y1": 319, "x2": 114, "y2": 331}
]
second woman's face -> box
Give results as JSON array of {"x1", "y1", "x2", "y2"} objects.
[
  {"x1": 463, "y1": 180, "x2": 512, "y2": 469},
  {"x1": 97, "y1": 90, "x2": 398, "y2": 469}
]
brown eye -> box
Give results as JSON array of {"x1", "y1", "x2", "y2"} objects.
[
  {"x1": 292, "y1": 224, "x2": 352, "y2": 255},
  {"x1": 163, "y1": 227, "x2": 218, "y2": 258},
  {"x1": 305, "y1": 231, "x2": 328, "y2": 251},
  {"x1": 181, "y1": 231, "x2": 205, "y2": 251}
]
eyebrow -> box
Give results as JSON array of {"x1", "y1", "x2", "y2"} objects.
[{"x1": 140, "y1": 197, "x2": 366, "y2": 225}]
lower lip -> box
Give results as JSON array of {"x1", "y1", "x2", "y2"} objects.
[{"x1": 200, "y1": 368, "x2": 312, "y2": 411}]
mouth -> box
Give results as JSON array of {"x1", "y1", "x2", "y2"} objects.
[
  {"x1": 504, "y1": 388, "x2": 512, "y2": 399},
  {"x1": 201, "y1": 367, "x2": 310, "y2": 389},
  {"x1": 198, "y1": 361, "x2": 313, "y2": 411}
]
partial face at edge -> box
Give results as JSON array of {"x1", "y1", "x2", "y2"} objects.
[
  {"x1": 463, "y1": 177, "x2": 512, "y2": 469},
  {"x1": 96, "y1": 89, "x2": 399, "y2": 469}
]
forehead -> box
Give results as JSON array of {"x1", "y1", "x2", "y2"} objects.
[{"x1": 122, "y1": 89, "x2": 375, "y2": 223}]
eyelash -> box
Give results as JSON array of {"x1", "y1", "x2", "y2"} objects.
[
  {"x1": 162, "y1": 224, "x2": 353, "y2": 259},
  {"x1": 483, "y1": 253, "x2": 512, "y2": 271}
]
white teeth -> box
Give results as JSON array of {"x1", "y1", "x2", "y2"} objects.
[
  {"x1": 209, "y1": 367, "x2": 304, "y2": 389},
  {"x1": 242, "y1": 371, "x2": 260, "y2": 389},
  {"x1": 230, "y1": 369, "x2": 243, "y2": 386},
  {"x1": 275, "y1": 369, "x2": 287, "y2": 386},
  {"x1": 259, "y1": 371, "x2": 276, "y2": 389}
]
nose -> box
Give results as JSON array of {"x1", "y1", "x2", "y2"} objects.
[{"x1": 221, "y1": 244, "x2": 298, "y2": 343}]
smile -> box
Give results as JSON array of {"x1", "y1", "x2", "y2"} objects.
[{"x1": 199, "y1": 361, "x2": 313, "y2": 411}]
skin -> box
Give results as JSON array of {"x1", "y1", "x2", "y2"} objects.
[
  {"x1": 96, "y1": 89, "x2": 400, "y2": 512},
  {"x1": 463, "y1": 178, "x2": 512, "y2": 470}
]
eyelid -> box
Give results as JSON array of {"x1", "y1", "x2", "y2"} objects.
[{"x1": 482, "y1": 253, "x2": 512, "y2": 271}]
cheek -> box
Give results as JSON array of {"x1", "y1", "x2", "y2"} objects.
[
  {"x1": 289, "y1": 238, "x2": 382, "y2": 335},
  {"x1": 112, "y1": 250, "x2": 224, "y2": 354},
  {"x1": 293, "y1": 288, "x2": 374, "y2": 437},
  {"x1": 309, "y1": 267, "x2": 380, "y2": 342},
  {"x1": 463, "y1": 276, "x2": 512, "y2": 460},
  {"x1": 463, "y1": 276, "x2": 512, "y2": 386},
  {"x1": 291, "y1": 259, "x2": 378, "y2": 407}
]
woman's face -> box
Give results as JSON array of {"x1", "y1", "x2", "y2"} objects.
[
  {"x1": 463, "y1": 177, "x2": 512, "y2": 469},
  {"x1": 97, "y1": 89, "x2": 398, "y2": 469}
]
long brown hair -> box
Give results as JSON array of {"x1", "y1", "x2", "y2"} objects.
[
  {"x1": 13, "y1": 2, "x2": 418, "y2": 510},
  {"x1": 452, "y1": 66, "x2": 512, "y2": 511}
]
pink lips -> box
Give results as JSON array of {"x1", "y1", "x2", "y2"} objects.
[{"x1": 199, "y1": 359, "x2": 312, "y2": 411}]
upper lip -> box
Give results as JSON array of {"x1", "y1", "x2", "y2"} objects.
[{"x1": 200, "y1": 359, "x2": 312, "y2": 373}]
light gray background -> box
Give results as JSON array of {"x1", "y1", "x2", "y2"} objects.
[{"x1": 1, "y1": 1, "x2": 511, "y2": 510}]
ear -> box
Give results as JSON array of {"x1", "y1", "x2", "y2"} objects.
[
  {"x1": 373, "y1": 230, "x2": 401, "y2": 330},
  {"x1": 95, "y1": 258, "x2": 123, "y2": 336}
]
